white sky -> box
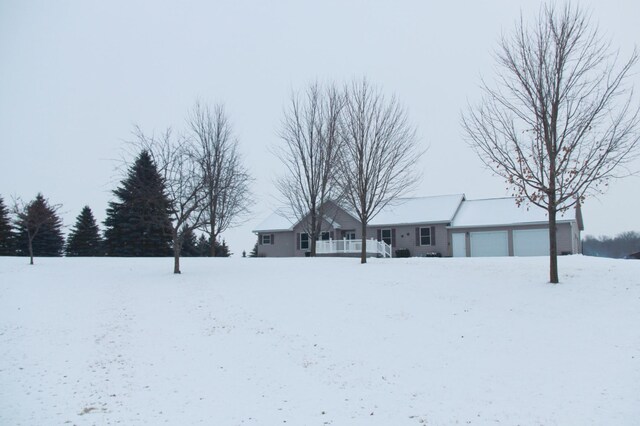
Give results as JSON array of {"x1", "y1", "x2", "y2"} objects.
[{"x1": 1, "y1": 0, "x2": 638, "y2": 255}]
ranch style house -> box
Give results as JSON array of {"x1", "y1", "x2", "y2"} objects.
[{"x1": 253, "y1": 194, "x2": 583, "y2": 258}]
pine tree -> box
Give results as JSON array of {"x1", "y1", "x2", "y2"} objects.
[
  {"x1": 249, "y1": 240, "x2": 258, "y2": 257},
  {"x1": 66, "y1": 206, "x2": 103, "y2": 256},
  {"x1": 0, "y1": 196, "x2": 16, "y2": 255},
  {"x1": 195, "y1": 234, "x2": 210, "y2": 257},
  {"x1": 15, "y1": 193, "x2": 64, "y2": 263},
  {"x1": 104, "y1": 150, "x2": 173, "y2": 256},
  {"x1": 193, "y1": 235, "x2": 231, "y2": 257},
  {"x1": 215, "y1": 238, "x2": 231, "y2": 257},
  {"x1": 180, "y1": 228, "x2": 200, "y2": 257}
]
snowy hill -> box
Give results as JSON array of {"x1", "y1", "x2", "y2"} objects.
[{"x1": 1, "y1": 256, "x2": 639, "y2": 425}]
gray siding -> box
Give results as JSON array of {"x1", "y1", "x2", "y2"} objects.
[
  {"x1": 369, "y1": 223, "x2": 449, "y2": 256},
  {"x1": 257, "y1": 231, "x2": 294, "y2": 257}
]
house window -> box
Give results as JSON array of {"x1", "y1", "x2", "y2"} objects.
[
  {"x1": 320, "y1": 231, "x2": 331, "y2": 241},
  {"x1": 261, "y1": 234, "x2": 271, "y2": 245},
  {"x1": 344, "y1": 230, "x2": 356, "y2": 240},
  {"x1": 299, "y1": 233, "x2": 309, "y2": 250},
  {"x1": 420, "y1": 227, "x2": 431, "y2": 246},
  {"x1": 381, "y1": 229, "x2": 392, "y2": 246}
]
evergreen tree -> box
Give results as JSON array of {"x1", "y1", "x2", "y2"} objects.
[
  {"x1": 180, "y1": 228, "x2": 200, "y2": 257},
  {"x1": 65, "y1": 206, "x2": 103, "y2": 256},
  {"x1": 15, "y1": 193, "x2": 64, "y2": 263},
  {"x1": 249, "y1": 240, "x2": 258, "y2": 258},
  {"x1": 192, "y1": 234, "x2": 230, "y2": 257},
  {"x1": 104, "y1": 150, "x2": 173, "y2": 256},
  {"x1": 216, "y1": 238, "x2": 231, "y2": 257},
  {"x1": 195, "y1": 234, "x2": 210, "y2": 257},
  {"x1": 0, "y1": 196, "x2": 16, "y2": 255}
]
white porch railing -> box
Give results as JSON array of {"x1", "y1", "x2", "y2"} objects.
[{"x1": 315, "y1": 238, "x2": 392, "y2": 258}]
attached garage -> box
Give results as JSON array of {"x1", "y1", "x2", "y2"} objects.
[
  {"x1": 470, "y1": 231, "x2": 508, "y2": 257},
  {"x1": 513, "y1": 228, "x2": 549, "y2": 256}
]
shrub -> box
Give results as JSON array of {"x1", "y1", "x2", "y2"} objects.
[{"x1": 395, "y1": 248, "x2": 411, "y2": 258}]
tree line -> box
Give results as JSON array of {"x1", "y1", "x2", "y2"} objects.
[
  {"x1": 583, "y1": 232, "x2": 640, "y2": 259},
  {"x1": 0, "y1": 102, "x2": 249, "y2": 272}
]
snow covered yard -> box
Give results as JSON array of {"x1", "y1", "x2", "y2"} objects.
[{"x1": 0, "y1": 256, "x2": 639, "y2": 425}]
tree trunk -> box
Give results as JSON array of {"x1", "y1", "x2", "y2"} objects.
[
  {"x1": 310, "y1": 211, "x2": 317, "y2": 257},
  {"x1": 173, "y1": 230, "x2": 181, "y2": 274},
  {"x1": 548, "y1": 199, "x2": 559, "y2": 284},
  {"x1": 28, "y1": 236, "x2": 34, "y2": 265},
  {"x1": 360, "y1": 221, "x2": 367, "y2": 264}
]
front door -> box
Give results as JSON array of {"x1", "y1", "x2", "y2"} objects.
[
  {"x1": 343, "y1": 230, "x2": 356, "y2": 240},
  {"x1": 452, "y1": 233, "x2": 466, "y2": 257}
]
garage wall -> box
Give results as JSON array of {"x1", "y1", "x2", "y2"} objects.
[{"x1": 447, "y1": 222, "x2": 577, "y2": 257}]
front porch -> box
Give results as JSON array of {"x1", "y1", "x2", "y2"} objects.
[{"x1": 314, "y1": 238, "x2": 393, "y2": 258}]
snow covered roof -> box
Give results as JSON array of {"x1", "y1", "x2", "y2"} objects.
[
  {"x1": 252, "y1": 210, "x2": 296, "y2": 233},
  {"x1": 450, "y1": 197, "x2": 575, "y2": 228},
  {"x1": 369, "y1": 194, "x2": 465, "y2": 226},
  {"x1": 254, "y1": 194, "x2": 577, "y2": 233}
]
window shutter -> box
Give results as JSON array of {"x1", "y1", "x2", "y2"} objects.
[
  {"x1": 391, "y1": 229, "x2": 396, "y2": 247},
  {"x1": 271, "y1": 234, "x2": 275, "y2": 245},
  {"x1": 376, "y1": 229, "x2": 381, "y2": 241},
  {"x1": 431, "y1": 226, "x2": 436, "y2": 246},
  {"x1": 415, "y1": 227, "x2": 420, "y2": 246},
  {"x1": 296, "y1": 233, "x2": 300, "y2": 250},
  {"x1": 259, "y1": 234, "x2": 263, "y2": 245}
]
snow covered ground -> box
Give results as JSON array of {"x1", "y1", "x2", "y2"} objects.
[{"x1": 1, "y1": 255, "x2": 639, "y2": 425}]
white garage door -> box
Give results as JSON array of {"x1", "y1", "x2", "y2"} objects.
[
  {"x1": 470, "y1": 231, "x2": 508, "y2": 257},
  {"x1": 513, "y1": 229, "x2": 549, "y2": 256}
]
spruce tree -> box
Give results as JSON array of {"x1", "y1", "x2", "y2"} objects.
[
  {"x1": 66, "y1": 206, "x2": 103, "y2": 256},
  {"x1": 104, "y1": 150, "x2": 173, "y2": 256},
  {"x1": 195, "y1": 234, "x2": 210, "y2": 257},
  {"x1": 15, "y1": 193, "x2": 65, "y2": 263},
  {"x1": 180, "y1": 228, "x2": 200, "y2": 257},
  {"x1": 249, "y1": 239, "x2": 259, "y2": 257},
  {"x1": 216, "y1": 239, "x2": 231, "y2": 257},
  {"x1": 0, "y1": 196, "x2": 16, "y2": 255}
]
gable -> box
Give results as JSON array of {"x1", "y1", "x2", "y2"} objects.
[{"x1": 252, "y1": 209, "x2": 296, "y2": 233}]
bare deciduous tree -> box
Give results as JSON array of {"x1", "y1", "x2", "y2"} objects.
[
  {"x1": 462, "y1": 3, "x2": 639, "y2": 283},
  {"x1": 337, "y1": 78, "x2": 422, "y2": 263},
  {"x1": 189, "y1": 102, "x2": 252, "y2": 256},
  {"x1": 275, "y1": 82, "x2": 344, "y2": 256},
  {"x1": 134, "y1": 126, "x2": 207, "y2": 273}
]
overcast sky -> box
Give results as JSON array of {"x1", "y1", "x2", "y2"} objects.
[{"x1": 1, "y1": 0, "x2": 638, "y2": 255}]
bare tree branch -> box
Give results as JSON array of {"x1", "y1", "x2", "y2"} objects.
[
  {"x1": 462, "y1": 3, "x2": 640, "y2": 283},
  {"x1": 189, "y1": 102, "x2": 253, "y2": 256},
  {"x1": 134, "y1": 126, "x2": 207, "y2": 273},
  {"x1": 337, "y1": 78, "x2": 423, "y2": 263},
  {"x1": 274, "y1": 82, "x2": 344, "y2": 255}
]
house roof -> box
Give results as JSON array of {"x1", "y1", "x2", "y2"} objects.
[
  {"x1": 369, "y1": 194, "x2": 465, "y2": 226},
  {"x1": 252, "y1": 209, "x2": 296, "y2": 233},
  {"x1": 450, "y1": 197, "x2": 575, "y2": 228},
  {"x1": 254, "y1": 194, "x2": 579, "y2": 233}
]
